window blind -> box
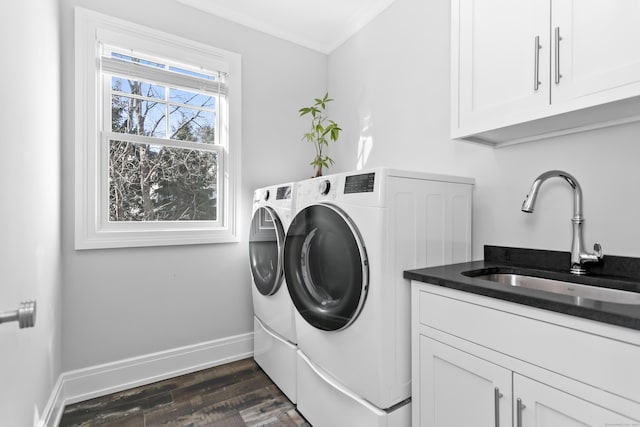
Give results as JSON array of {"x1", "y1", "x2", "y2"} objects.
[{"x1": 101, "y1": 55, "x2": 228, "y2": 96}]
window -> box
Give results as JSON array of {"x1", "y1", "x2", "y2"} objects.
[{"x1": 75, "y1": 8, "x2": 241, "y2": 249}]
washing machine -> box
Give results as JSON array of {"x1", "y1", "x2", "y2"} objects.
[
  {"x1": 284, "y1": 168, "x2": 474, "y2": 426},
  {"x1": 249, "y1": 182, "x2": 297, "y2": 403}
]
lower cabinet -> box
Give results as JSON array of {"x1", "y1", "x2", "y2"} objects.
[
  {"x1": 411, "y1": 281, "x2": 640, "y2": 427},
  {"x1": 514, "y1": 374, "x2": 637, "y2": 427},
  {"x1": 419, "y1": 336, "x2": 639, "y2": 427},
  {"x1": 419, "y1": 337, "x2": 511, "y2": 427}
]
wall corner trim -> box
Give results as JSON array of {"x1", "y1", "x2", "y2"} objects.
[{"x1": 39, "y1": 332, "x2": 253, "y2": 427}]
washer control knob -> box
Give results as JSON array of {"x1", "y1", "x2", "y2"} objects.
[
  {"x1": 319, "y1": 180, "x2": 331, "y2": 196},
  {"x1": 263, "y1": 189, "x2": 270, "y2": 201}
]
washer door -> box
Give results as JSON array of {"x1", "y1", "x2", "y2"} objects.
[
  {"x1": 249, "y1": 206, "x2": 285, "y2": 296},
  {"x1": 285, "y1": 204, "x2": 368, "y2": 331}
]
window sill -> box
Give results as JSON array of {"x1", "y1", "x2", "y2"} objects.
[{"x1": 75, "y1": 227, "x2": 239, "y2": 250}]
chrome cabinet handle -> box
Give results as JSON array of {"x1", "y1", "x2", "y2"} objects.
[
  {"x1": 555, "y1": 27, "x2": 563, "y2": 84},
  {"x1": 0, "y1": 300, "x2": 36, "y2": 329},
  {"x1": 516, "y1": 398, "x2": 526, "y2": 427},
  {"x1": 534, "y1": 36, "x2": 542, "y2": 91},
  {"x1": 494, "y1": 387, "x2": 503, "y2": 427}
]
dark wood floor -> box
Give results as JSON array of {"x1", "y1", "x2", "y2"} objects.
[{"x1": 59, "y1": 358, "x2": 310, "y2": 427}]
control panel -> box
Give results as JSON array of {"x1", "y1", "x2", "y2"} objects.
[
  {"x1": 344, "y1": 172, "x2": 375, "y2": 194},
  {"x1": 276, "y1": 185, "x2": 292, "y2": 200},
  {"x1": 294, "y1": 171, "x2": 384, "y2": 209}
]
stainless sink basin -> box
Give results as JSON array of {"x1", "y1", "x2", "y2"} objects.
[{"x1": 473, "y1": 273, "x2": 640, "y2": 305}]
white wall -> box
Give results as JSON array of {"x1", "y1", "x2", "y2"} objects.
[
  {"x1": 0, "y1": 0, "x2": 62, "y2": 424},
  {"x1": 328, "y1": 0, "x2": 640, "y2": 260},
  {"x1": 60, "y1": 0, "x2": 327, "y2": 371}
]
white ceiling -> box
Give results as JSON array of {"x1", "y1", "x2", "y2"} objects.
[{"x1": 176, "y1": 0, "x2": 398, "y2": 54}]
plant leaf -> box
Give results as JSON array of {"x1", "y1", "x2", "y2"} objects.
[{"x1": 330, "y1": 126, "x2": 341, "y2": 141}]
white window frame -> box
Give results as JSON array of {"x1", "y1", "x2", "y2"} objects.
[{"x1": 74, "y1": 7, "x2": 241, "y2": 249}]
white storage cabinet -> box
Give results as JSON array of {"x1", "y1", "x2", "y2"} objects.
[
  {"x1": 452, "y1": 0, "x2": 640, "y2": 146},
  {"x1": 411, "y1": 281, "x2": 640, "y2": 426}
]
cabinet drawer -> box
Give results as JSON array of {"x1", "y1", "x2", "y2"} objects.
[{"x1": 418, "y1": 289, "x2": 640, "y2": 404}]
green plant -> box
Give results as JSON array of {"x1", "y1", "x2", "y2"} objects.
[{"x1": 299, "y1": 92, "x2": 342, "y2": 177}]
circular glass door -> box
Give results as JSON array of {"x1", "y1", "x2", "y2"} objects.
[
  {"x1": 249, "y1": 206, "x2": 285, "y2": 296},
  {"x1": 284, "y1": 204, "x2": 368, "y2": 331}
]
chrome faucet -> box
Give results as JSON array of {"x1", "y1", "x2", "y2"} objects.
[{"x1": 521, "y1": 170, "x2": 603, "y2": 275}]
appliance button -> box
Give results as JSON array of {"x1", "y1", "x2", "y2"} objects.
[{"x1": 319, "y1": 180, "x2": 331, "y2": 195}]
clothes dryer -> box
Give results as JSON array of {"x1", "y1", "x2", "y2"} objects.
[
  {"x1": 249, "y1": 182, "x2": 297, "y2": 402},
  {"x1": 284, "y1": 168, "x2": 474, "y2": 426}
]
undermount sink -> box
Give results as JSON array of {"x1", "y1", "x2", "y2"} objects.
[{"x1": 467, "y1": 272, "x2": 640, "y2": 305}]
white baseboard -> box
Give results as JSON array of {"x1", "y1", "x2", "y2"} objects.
[{"x1": 39, "y1": 332, "x2": 253, "y2": 427}]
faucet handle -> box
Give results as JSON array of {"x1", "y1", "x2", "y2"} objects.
[
  {"x1": 576, "y1": 242, "x2": 604, "y2": 273},
  {"x1": 593, "y1": 243, "x2": 603, "y2": 258}
]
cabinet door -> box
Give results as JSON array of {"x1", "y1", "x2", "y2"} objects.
[
  {"x1": 418, "y1": 336, "x2": 512, "y2": 427},
  {"x1": 552, "y1": 0, "x2": 640, "y2": 106},
  {"x1": 456, "y1": 0, "x2": 550, "y2": 133},
  {"x1": 514, "y1": 374, "x2": 640, "y2": 427}
]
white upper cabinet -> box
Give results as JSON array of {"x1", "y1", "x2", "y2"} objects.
[
  {"x1": 454, "y1": 0, "x2": 550, "y2": 135},
  {"x1": 452, "y1": 0, "x2": 640, "y2": 146},
  {"x1": 552, "y1": 0, "x2": 640, "y2": 105}
]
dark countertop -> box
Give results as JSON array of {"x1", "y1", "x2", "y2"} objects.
[{"x1": 404, "y1": 246, "x2": 640, "y2": 331}]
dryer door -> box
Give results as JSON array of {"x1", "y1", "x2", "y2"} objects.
[
  {"x1": 249, "y1": 206, "x2": 285, "y2": 296},
  {"x1": 284, "y1": 204, "x2": 369, "y2": 331}
]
